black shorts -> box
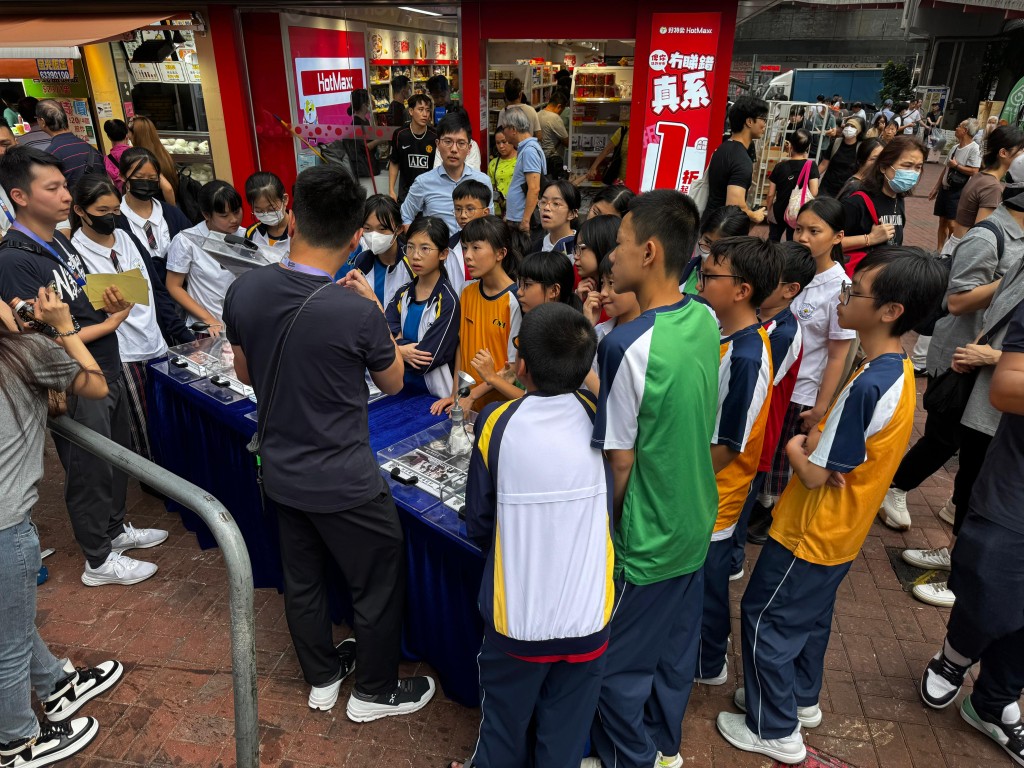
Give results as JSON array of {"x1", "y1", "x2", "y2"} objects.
[{"x1": 933, "y1": 186, "x2": 962, "y2": 220}]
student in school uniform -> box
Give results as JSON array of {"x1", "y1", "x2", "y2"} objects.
[
  {"x1": 446, "y1": 178, "x2": 491, "y2": 297},
  {"x1": 385, "y1": 216, "x2": 460, "y2": 398},
  {"x1": 531, "y1": 180, "x2": 579, "y2": 259},
  {"x1": 244, "y1": 171, "x2": 290, "y2": 261},
  {"x1": 430, "y1": 216, "x2": 521, "y2": 415},
  {"x1": 71, "y1": 175, "x2": 192, "y2": 462},
  {"x1": 694, "y1": 237, "x2": 780, "y2": 687},
  {"x1": 731, "y1": 242, "x2": 816, "y2": 577},
  {"x1": 115, "y1": 147, "x2": 193, "y2": 282},
  {"x1": 339, "y1": 194, "x2": 412, "y2": 309},
  {"x1": 450, "y1": 303, "x2": 612, "y2": 768},
  {"x1": 165, "y1": 181, "x2": 245, "y2": 335},
  {"x1": 716, "y1": 248, "x2": 947, "y2": 764},
  {"x1": 586, "y1": 191, "x2": 721, "y2": 768}
]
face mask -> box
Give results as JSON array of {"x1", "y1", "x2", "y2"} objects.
[
  {"x1": 86, "y1": 212, "x2": 117, "y2": 236},
  {"x1": 129, "y1": 178, "x2": 160, "y2": 201},
  {"x1": 254, "y1": 208, "x2": 286, "y2": 227},
  {"x1": 363, "y1": 231, "x2": 396, "y2": 254},
  {"x1": 842, "y1": 126, "x2": 858, "y2": 139},
  {"x1": 887, "y1": 168, "x2": 920, "y2": 193}
]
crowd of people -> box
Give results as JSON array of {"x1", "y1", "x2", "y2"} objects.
[{"x1": 1, "y1": 85, "x2": 1023, "y2": 768}]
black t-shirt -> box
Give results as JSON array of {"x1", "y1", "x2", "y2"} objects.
[
  {"x1": 0, "y1": 229, "x2": 120, "y2": 382},
  {"x1": 702, "y1": 139, "x2": 753, "y2": 226},
  {"x1": 223, "y1": 265, "x2": 397, "y2": 513},
  {"x1": 387, "y1": 100, "x2": 408, "y2": 128},
  {"x1": 842, "y1": 190, "x2": 906, "y2": 247},
  {"x1": 970, "y1": 303, "x2": 1024, "y2": 534},
  {"x1": 769, "y1": 158, "x2": 820, "y2": 223},
  {"x1": 821, "y1": 141, "x2": 859, "y2": 198},
  {"x1": 389, "y1": 125, "x2": 438, "y2": 200}
]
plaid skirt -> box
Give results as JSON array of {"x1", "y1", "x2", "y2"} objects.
[{"x1": 765, "y1": 400, "x2": 811, "y2": 497}]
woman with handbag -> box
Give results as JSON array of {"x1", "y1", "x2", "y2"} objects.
[
  {"x1": 764, "y1": 128, "x2": 819, "y2": 242},
  {"x1": 929, "y1": 119, "x2": 981, "y2": 252},
  {"x1": 880, "y1": 194, "x2": 1024, "y2": 609}
]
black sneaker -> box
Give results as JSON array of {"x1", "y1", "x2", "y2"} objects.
[
  {"x1": 43, "y1": 660, "x2": 124, "y2": 722},
  {"x1": 345, "y1": 676, "x2": 436, "y2": 722},
  {"x1": 0, "y1": 717, "x2": 99, "y2": 768},
  {"x1": 746, "y1": 502, "x2": 773, "y2": 545},
  {"x1": 919, "y1": 652, "x2": 970, "y2": 709},
  {"x1": 961, "y1": 695, "x2": 1024, "y2": 766}
]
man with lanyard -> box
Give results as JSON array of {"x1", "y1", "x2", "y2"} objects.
[
  {"x1": 400, "y1": 111, "x2": 493, "y2": 234},
  {"x1": 0, "y1": 146, "x2": 167, "y2": 587},
  {"x1": 223, "y1": 163, "x2": 436, "y2": 721}
]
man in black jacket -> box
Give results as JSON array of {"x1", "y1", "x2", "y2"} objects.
[{"x1": 0, "y1": 146, "x2": 167, "y2": 586}]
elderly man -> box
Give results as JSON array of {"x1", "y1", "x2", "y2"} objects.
[
  {"x1": 401, "y1": 110, "x2": 492, "y2": 234},
  {"x1": 501, "y1": 108, "x2": 545, "y2": 233},
  {"x1": 36, "y1": 99, "x2": 103, "y2": 192}
]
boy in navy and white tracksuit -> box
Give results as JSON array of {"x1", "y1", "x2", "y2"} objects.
[
  {"x1": 384, "y1": 274, "x2": 460, "y2": 398},
  {"x1": 465, "y1": 303, "x2": 613, "y2": 768}
]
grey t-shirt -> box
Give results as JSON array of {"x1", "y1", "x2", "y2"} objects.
[
  {"x1": 538, "y1": 109, "x2": 568, "y2": 157},
  {"x1": 1, "y1": 334, "x2": 79, "y2": 531},
  {"x1": 927, "y1": 205, "x2": 1024, "y2": 378},
  {"x1": 962, "y1": 254, "x2": 1024, "y2": 436}
]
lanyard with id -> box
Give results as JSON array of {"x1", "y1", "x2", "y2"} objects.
[{"x1": 11, "y1": 223, "x2": 86, "y2": 287}]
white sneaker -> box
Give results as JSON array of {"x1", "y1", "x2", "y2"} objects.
[
  {"x1": 580, "y1": 759, "x2": 602, "y2": 768},
  {"x1": 716, "y1": 712, "x2": 806, "y2": 764},
  {"x1": 655, "y1": 752, "x2": 683, "y2": 767},
  {"x1": 913, "y1": 581, "x2": 955, "y2": 607},
  {"x1": 733, "y1": 686, "x2": 822, "y2": 728},
  {"x1": 695, "y1": 660, "x2": 728, "y2": 686},
  {"x1": 729, "y1": 568, "x2": 744, "y2": 582},
  {"x1": 81, "y1": 552, "x2": 158, "y2": 586},
  {"x1": 902, "y1": 547, "x2": 952, "y2": 571},
  {"x1": 110, "y1": 523, "x2": 168, "y2": 553},
  {"x1": 938, "y1": 497, "x2": 955, "y2": 526},
  {"x1": 308, "y1": 638, "x2": 356, "y2": 711},
  {"x1": 879, "y1": 487, "x2": 911, "y2": 530}
]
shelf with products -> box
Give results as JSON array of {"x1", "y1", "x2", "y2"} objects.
[
  {"x1": 567, "y1": 65, "x2": 633, "y2": 181},
  {"x1": 159, "y1": 130, "x2": 215, "y2": 183},
  {"x1": 486, "y1": 61, "x2": 559, "y2": 133}
]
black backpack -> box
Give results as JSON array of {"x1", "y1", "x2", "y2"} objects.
[{"x1": 176, "y1": 166, "x2": 205, "y2": 224}]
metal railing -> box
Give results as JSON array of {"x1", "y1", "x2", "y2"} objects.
[{"x1": 48, "y1": 415, "x2": 258, "y2": 768}]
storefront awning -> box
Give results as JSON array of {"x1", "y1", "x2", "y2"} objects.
[{"x1": 0, "y1": 14, "x2": 178, "y2": 48}]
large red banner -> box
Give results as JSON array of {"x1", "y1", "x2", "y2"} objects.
[{"x1": 639, "y1": 13, "x2": 722, "y2": 194}]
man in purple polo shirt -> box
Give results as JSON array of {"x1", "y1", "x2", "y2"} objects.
[{"x1": 37, "y1": 99, "x2": 103, "y2": 193}]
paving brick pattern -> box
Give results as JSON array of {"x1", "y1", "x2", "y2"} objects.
[{"x1": 31, "y1": 161, "x2": 1018, "y2": 766}]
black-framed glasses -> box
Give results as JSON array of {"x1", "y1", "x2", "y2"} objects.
[
  {"x1": 839, "y1": 281, "x2": 874, "y2": 305},
  {"x1": 696, "y1": 266, "x2": 741, "y2": 285},
  {"x1": 512, "y1": 335, "x2": 520, "y2": 350}
]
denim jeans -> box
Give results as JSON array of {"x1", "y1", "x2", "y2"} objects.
[{"x1": 0, "y1": 516, "x2": 68, "y2": 743}]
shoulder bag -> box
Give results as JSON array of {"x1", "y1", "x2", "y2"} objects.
[
  {"x1": 246, "y1": 281, "x2": 334, "y2": 459},
  {"x1": 923, "y1": 243, "x2": 1024, "y2": 421},
  {"x1": 842, "y1": 190, "x2": 879, "y2": 277},
  {"x1": 784, "y1": 159, "x2": 816, "y2": 228}
]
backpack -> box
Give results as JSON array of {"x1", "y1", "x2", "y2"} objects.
[
  {"x1": 176, "y1": 166, "x2": 205, "y2": 225},
  {"x1": 916, "y1": 218, "x2": 1005, "y2": 335}
]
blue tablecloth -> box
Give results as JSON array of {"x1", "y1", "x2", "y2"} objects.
[{"x1": 147, "y1": 363, "x2": 485, "y2": 707}]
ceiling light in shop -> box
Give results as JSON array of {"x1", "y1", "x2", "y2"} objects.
[{"x1": 399, "y1": 6, "x2": 443, "y2": 16}]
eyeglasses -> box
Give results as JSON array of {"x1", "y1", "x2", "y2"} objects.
[
  {"x1": 438, "y1": 138, "x2": 470, "y2": 149},
  {"x1": 696, "y1": 266, "x2": 742, "y2": 285},
  {"x1": 404, "y1": 244, "x2": 439, "y2": 257},
  {"x1": 454, "y1": 205, "x2": 481, "y2": 217},
  {"x1": 539, "y1": 198, "x2": 567, "y2": 209},
  {"x1": 697, "y1": 238, "x2": 713, "y2": 256},
  {"x1": 573, "y1": 242, "x2": 588, "y2": 255},
  {"x1": 512, "y1": 335, "x2": 520, "y2": 350},
  {"x1": 839, "y1": 281, "x2": 874, "y2": 305}
]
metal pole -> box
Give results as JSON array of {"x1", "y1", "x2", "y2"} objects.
[{"x1": 47, "y1": 415, "x2": 259, "y2": 768}]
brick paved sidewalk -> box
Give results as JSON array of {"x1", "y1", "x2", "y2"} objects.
[{"x1": 31, "y1": 160, "x2": 1019, "y2": 767}]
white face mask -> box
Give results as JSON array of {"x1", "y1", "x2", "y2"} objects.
[
  {"x1": 842, "y1": 126, "x2": 858, "y2": 139},
  {"x1": 255, "y1": 207, "x2": 286, "y2": 227},
  {"x1": 363, "y1": 231, "x2": 397, "y2": 254}
]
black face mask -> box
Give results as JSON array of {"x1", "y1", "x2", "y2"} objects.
[
  {"x1": 129, "y1": 178, "x2": 160, "y2": 201},
  {"x1": 85, "y1": 212, "x2": 118, "y2": 236}
]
